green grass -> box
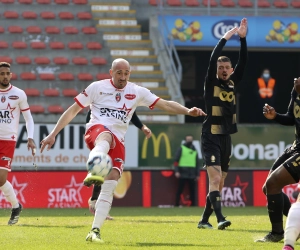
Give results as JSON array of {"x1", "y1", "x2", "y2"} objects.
[{"x1": 0, "y1": 206, "x2": 294, "y2": 250}]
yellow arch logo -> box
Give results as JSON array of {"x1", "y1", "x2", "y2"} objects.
[{"x1": 141, "y1": 133, "x2": 172, "y2": 159}]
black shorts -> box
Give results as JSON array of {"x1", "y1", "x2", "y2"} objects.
[
  {"x1": 201, "y1": 133, "x2": 231, "y2": 172},
  {"x1": 275, "y1": 145, "x2": 300, "y2": 182}
]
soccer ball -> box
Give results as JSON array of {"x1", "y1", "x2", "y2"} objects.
[{"x1": 86, "y1": 152, "x2": 112, "y2": 178}]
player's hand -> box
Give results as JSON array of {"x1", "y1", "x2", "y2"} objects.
[
  {"x1": 294, "y1": 77, "x2": 300, "y2": 94},
  {"x1": 263, "y1": 103, "x2": 276, "y2": 120},
  {"x1": 141, "y1": 125, "x2": 152, "y2": 139},
  {"x1": 222, "y1": 26, "x2": 238, "y2": 41},
  {"x1": 175, "y1": 172, "x2": 180, "y2": 178},
  {"x1": 237, "y1": 18, "x2": 247, "y2": 38},
  {"x1": 40, "y1": 134, "x2": 56, "y2": 153},
  {"x1": 27, "y1": 138, "x2": 36, "y2": 156},
  {"x1": 188, "y1": 107, "x2": 207, "y2": 117}
]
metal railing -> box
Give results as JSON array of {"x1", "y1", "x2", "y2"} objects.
[{"x1": 155, "y1": 0, "x2": 183, "y2": 98}]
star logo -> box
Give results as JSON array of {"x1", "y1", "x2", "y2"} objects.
[
  {"x1": 118, "y1": 103, "x2": 132, "y2": 116},
  {"x1": 231, "y1": 175, "x2": 249, "y2": 201},
  {"x1": 65, "y1": 176, "x2": 83, "y2": 203},
  {"x1": 12, "y1": 176, "x2": 28, "y2": 204},
  {"x1": 1, "y1": 103, "x2": 16, "y2": 118}
]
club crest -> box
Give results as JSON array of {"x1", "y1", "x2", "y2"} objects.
[
  {"x1": 1, "y1": 96, "x2": 6, "y2": 103},
  {"x1": 115, "y1": 93, "x2": 121, "y2": 102}
]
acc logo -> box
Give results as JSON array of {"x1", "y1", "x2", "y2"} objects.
[
  {"x1": 8, "y1": 95, "x2": 19, "y2": 100},
  {"x1": 125, "y1": 94, "x2": 136, "y2": 100},
  {"x1": 212, "y1": 20, "x2": 240, "y2": 40},
  {"x1": 1, "y1": 96, "x2": 5, "y2": 103},
  {"x1": 220, "y1": 91, "x2": 234, "y2": 102}
]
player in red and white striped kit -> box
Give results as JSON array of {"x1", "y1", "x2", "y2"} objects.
[
  {"x1": 40, "y1": 58, "x2": 206, "y2": 243},
  {"x1": 0, "y1": 62, "x2": 36, "y2": 225}
]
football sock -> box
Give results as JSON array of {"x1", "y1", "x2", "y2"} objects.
[
  {"x1": 209, "y1": 191, "x2": 224, "y2": 222},
  {"x1": 0, "y1": 181, "x2": 19, "y2": 208},
  {"x1": 91, "y1": 140, "x2": 110, "y2": 156},
  {"x1": 91, "y1": 185, "x2": 101, "y2": 201},
  {"x1": 284, "y1": 202, "x2": 300, "y2": 248},
  {"x1": 201, "y1": 194, "x2": 214, "y2": 223},
  {"x1": 92, "y1": 180, "x2": 118, "y2": 229},
  {"x1": 267, "y1": 193, "x2": 284, "y2": 233},
  {"x1": 283, "y1": 191, "x2": 291, "y2": 217}
]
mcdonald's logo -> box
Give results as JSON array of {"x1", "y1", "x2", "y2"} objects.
[{"x1": 141, "y1": 133, "x2": 172, "y2": 159}]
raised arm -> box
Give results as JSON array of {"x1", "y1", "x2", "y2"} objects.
[
  {"x1": 206, "y1": 27, "x2": 238, "y2": 81},
  {"x1": 233, "y1": 18, "x2": 248, "y2": 82}
]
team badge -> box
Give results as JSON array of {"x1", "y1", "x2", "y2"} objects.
[
  {"x1": 1, "y1": 96, "x2": 6, "y2": 103},
  {"x1": 115, "y1": 93, "x2": 121, "y2": 102},
  {"x1": 211, "y1": 155, "x2": 216, "y2": 163}
]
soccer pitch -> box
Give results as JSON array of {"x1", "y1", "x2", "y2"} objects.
[{"x1": 0, "y1": 206, "x2": 294, "y2": 250}]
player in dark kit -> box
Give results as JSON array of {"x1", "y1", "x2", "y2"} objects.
[
  {"x1": 197, "y1": 18, "x2": 248, "y2": 230},
  {"x1": 256, "y1": 77, "x2": 300, "y2": 244}
]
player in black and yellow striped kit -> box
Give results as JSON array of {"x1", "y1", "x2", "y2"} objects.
[{"x1": 197, "y1": 18, "x2": 248, "y2": 230}]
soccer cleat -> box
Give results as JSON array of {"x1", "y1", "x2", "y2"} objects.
[
  {"x1": 86, "y1": 228, "x2": 104, "y2": 243},
  {"x1": 83, "y1": 173, "x2": 104, "y2": 187},
  {"x1": 197, "y1": 221, "x2": 213, "y2": 229},
  {"x1": 106, "y1": 214, "x2": 114, "y2": 220},
  {"x1": 282, "y1": 245, "x2": 294, "y2": 250},
  {"x1": 255, "y1": 232, "x2": 284, "y2": 242},
  {"x1": 8, "y1": 203, "x2": 22, "y2": 225},
  {"x1": 217, "y1": 219, "x2": 231, "y2": 230}
]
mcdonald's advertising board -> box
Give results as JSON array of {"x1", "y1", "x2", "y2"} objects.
[{"x1": 138, "y1": 124, "x2": 294, "y2": 169}]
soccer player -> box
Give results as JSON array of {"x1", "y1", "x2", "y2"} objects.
[
  {"x1": 86, "y1": 109, "x2": 152, "y2": 220},
  {"x1": 256, "y1": 77, "x2": 300, "y2": 243},
  {"x1": 0, "y1": 62, "x2": 36, "y2": 225},
  {"x1": 40, "y1": 58, "x2": 206, "y2": 242},
  {"x1": 197, "y1": 18, "x2": 248, "y2": 230}
]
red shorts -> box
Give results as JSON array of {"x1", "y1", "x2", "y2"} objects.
[
  {"x1": 0, "y1": 140, "x2": 16, "y2": 171},
  {"x1": 84, "y1": 124, "x2": 125, "y2": 174}
]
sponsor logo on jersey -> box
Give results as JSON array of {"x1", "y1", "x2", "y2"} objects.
[
  {"x1": 99, "y1": 108, "x2": 128, "y2": 123},
  {"x1": 115, "y1": 93, "x2": 121, "y2": 102},
  {"x1": 212, "y1": 20, "x2": 240, "y2": 40},
  {"x1": 1, "y1": 96, "x2": 5, "y2": 103},
  {"x1": 8, "y1": 95, "x2": 19, "y2": 100},
  {"x1": 100, "y1": 92, "x2": 113, "y2": 95},
  {"x1": 125, "y1": 94, "x2": 136, "y2": 100}
]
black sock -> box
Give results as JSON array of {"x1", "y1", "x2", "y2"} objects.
[
  {"x1": 201, "y1": 194, "x2": 214, "y2": 223},
  {"x1": 282, "y1": 192, "x2": 291, "y2": 217},
  {"x1": 267, "y1": 193, "x2": 284, "y2": 233},
  {"x1": 209, "y1": 191, "x2": 224, "y2": 222},
  {"x1": 91, "y1": 185, "x2": 101, "y2": 200}
]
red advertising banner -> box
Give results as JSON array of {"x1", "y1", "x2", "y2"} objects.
[{"x1": 0, "y1": 170, "x2": 298, "y2": 208}]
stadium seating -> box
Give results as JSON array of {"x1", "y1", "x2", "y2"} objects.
[
  {"x1": 91, "y1": 57, "x2": 107, "y2": 65},
  {"x1": 3, "y1": 11, "x2": 19, "y2": 19},
  {"x1": 77, "y1": 12, "x2": 92, "y2": 20},
  {"x1": 58, "y1": 72, "x2": 74, "y2": 80},
  {"x1": 16, "y1": 56, "x2": 31, "y2": 64},
  {"x1": 63, "y1": 27, "x2": 79, "y2": 34},
  {"x1": 36, "y1": 0, "x2": 51, "y2": 4},
  {"x1": 18, "y1": 0, "x2": 33, "y2": 4},
  {"x1": 43, "y1": 88, "x2": 60, "y2": 96},
  {"x1": 202, "y1": 0, "x2": 218, "y2": 7},
  {"x1": 62, "y1": 89, "x2": 79, "y2": 97},
  {"x1": 30, "y1": 42, "x2": 46, "y2": 49},
  {"x1": 291, "y1": 0, "x2": 300, "y2": 7},
  {"x1": 273, "y1": 0, "x2": 288, "y2": 7},
  {"x1": 0, "y1": 27, "x2": 4, "y2": 33},
  {"x1": 26, "y1": 26, "x2": 42, "y2": 34},
  {"x1": 39, "y1": 73, "x2": 56, "y2": 80},
  {"x1": 54, "y1": 0, "x2": 70, "y2": 4},
  {"x1": 25, "y1": 88, "x2": 40, "y2": 96},
  {"x1": 86, "y1": 42, "x2": 102, "y2": 50},
  {"x1": 0, "y1": 41, "x2": 9, "y2": 49},
  {"x1": 22, "y1": 11, "x2": 38, "y2": 19},
  {"x1": 166, "y1": 0, "x2": 182, "y2": 6},
  {"x1": 258, "y1": 0, "x2": 271, "y2": 7},
  {"x1": 77, "y1": 73, "x2": 93, "y2": 81},
  {"x1": 96, "y1": 73, "x2": 111, "y2": 80},
  {"x1": 0, "y1": 56, "x2": 13, "y2": 63},
  {"x1": 34, "y1": 57, "x2": 51, "y2": 65},
  {"x1": 58, "y1": 12, "x2": 74, "y2": 19},
  {"x1": 40, "y1": 12, "x2": 56, "y2": 19},
  {"x1": 238, "y1": 0, "x2": 253, "y2": 7},
  {"x1": 20, "y1": 72, "x2": 36, "y2": 80},
  {"x1": 72, "y1": 0, "x2": 88, "y2": 4},
  {"x1": 185, "y1": 0, "x2": 200, "y2": 6},
  {"x1": 148, "y1": 0, "x2": 162, "y2": 5},
  {"x1": 30, "y1": 105, "x2": 45, "y2": 114},
  {"x1": 72, "y1": 57, "x2": 88, "y2": 65},
  {"x1": 53, "y1": 57, "x2": 69, "y2": 65},
  {"x1": 82, "y1": 27, "x2": 97, "y2": 34},
  {"x1": 68, "y1": 42, "x2": 84, "y2": 49},
  {"x1": 12, "y1": 41, "x2": 27, "y2": 49},
  {"x1": 48, "y1": 105, "x2": 64, "y2": 114},
  {"x1": 8, "y1": 26, "x2": 23, "y2": 33},
  {"x1": 49, "y1": 42, "x2": 65, "y2": 49},
  {"x1": 1, "y1": 0, "x2": 14, "y2": 3},
  {"x1": 45, "y1": 26, "x2": 60, "y2": 34},
  {"x1": 11, "y1": 73, "x2": 17, "y2": 80},
  {"x1": 220, "y1": 0, "x2": 236, "y2": 7}
]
